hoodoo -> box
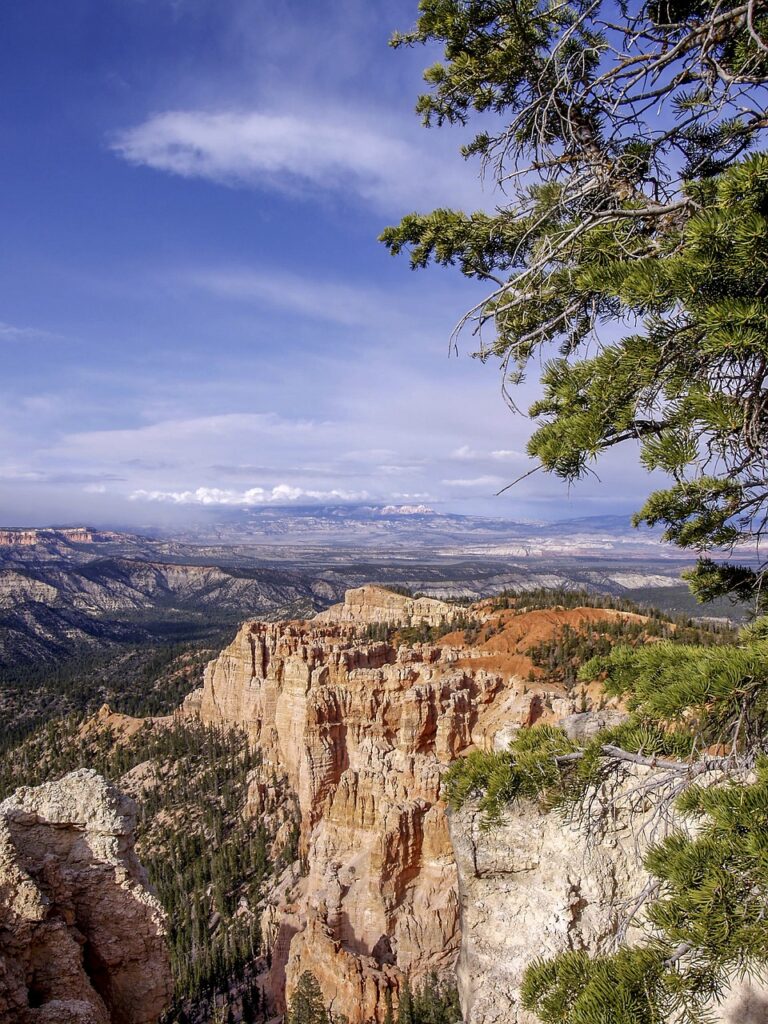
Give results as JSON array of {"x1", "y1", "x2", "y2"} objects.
[{"x1": 182, "y1": 586, "x2": 631, "y2": 1021}]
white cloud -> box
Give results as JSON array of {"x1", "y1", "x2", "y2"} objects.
[
  {"x1": 130, "y1": 484, "x2": 368, "y2": 505},
  {"x1": 451, "y1": 445, "x2": 476, "y2": 461},
  {"x1": 0, "y1": 322, "x2": 58, "y2": 342},
  {"x1": 191, "y1": 268, "x2": 398, "y2": 329},
  {"x1": 442, "y1": 475, "x2": 505, "y2": 488},
  {"x1": 0, "y1": 466, "x2": 47, "y2": 481},
  {"x1": 54, "y1": 412, "x2": 324, "y2": 462},
  {"x1": 490, "y1": 449, "x2": 527, "y2": 460},
  {"x1": 451, "y1": 445, "x2": 526, "y2": 461},
  {"x1": 111, "y1": 108, "x2": 488, "y2": 212}
]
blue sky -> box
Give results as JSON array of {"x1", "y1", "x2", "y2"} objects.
[{"x1": 0, "y1": 0, "x2": 655, "y2": 527}]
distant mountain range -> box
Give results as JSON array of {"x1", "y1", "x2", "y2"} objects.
[
  {"x1": 0, "y1": 507, "x2": 745, "y2": 674},
  {"x1": 150, "y1": 504, "x2": 676, "y2": 557}
]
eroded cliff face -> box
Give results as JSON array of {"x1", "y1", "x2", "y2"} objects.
[
  {"x1": 449, "y1": 776, "x2": 768, "y2": 1024},
  {"x1": 313, "y1": 586, "x2": 456, "y2": 628},
  {"x1": 449, "y1": 774, "x2": 651, "y2": 1024},
  {"x1": 0, "y1": 769, "x2": 172, "y2": 1024},
  {"x1": 183, "y1": 585, "x2": 624, "y2": 1022}
]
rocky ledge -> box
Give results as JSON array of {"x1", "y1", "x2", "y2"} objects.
[{"x1": 0, "y1": 768, "x2": 172, "y2": 1024}]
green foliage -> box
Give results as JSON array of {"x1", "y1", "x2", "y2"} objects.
[
  {"x1": 396, "y1": 974, "x2": 461, "y2": 1024},
  {"x1": 684, "y1": 558, "x2": 761, "y2": 609},
  {"x1": 584, "y1": 617, "x2": 768, "y2": 750},
  {"x1": 443, "y1": 725, "x2": 579, "y2": 825},
  {"x1": 525, "y1": 617, "x2": 707, "y2": 692},
  {"x1": 396, "y1": 978, "x2": 415, "y2": 1024},
  {"x1": 528, "y1": 157, "x2": 768, "y2": 606},
  {"x1": 443, "y1": 611, "x2": 766, "y2": 832},
  {"x1": 523, "y1": 762, "x2": 768, "y2": 1023},
  {"x1": 443, "y1": 718, "x2": 691, "y2": 828},
  {"x1": 382, "y1": 584, "x2": 416, "y2": 598},
  {"x1": 521, "y1": 946, "x2": 685, "y2": 1024},
  {"x1": 391, "y1": 41, "x2": 768, "y2": 1014},
  {"x1": 0, "y1": 640, "x2": 213, "y2": 752},
  {"x1": 363, "y1": 614, "x2": 473, "y2": 647},
  {"x1": 398, "y1": 614, "x2": 472, "y2": 646},
  {"x1": 286, "y1": 972, "x2": 330, "y2": 1024},
  {"x1": 383, "y1": 2, "x2": 768, "y2": 609},
  {"x1": 489, "y1": 585, "x2": 740, "y2": 630},
  {"x1": 384, "y1": 989, "x2": 395, "y2": 1024},
  {"x1": 445, "y1": 614, "x2": 768, "y2": 1023},
  {"x1": 0, "y1": 717, "x2": 296, "y2": 1023}
]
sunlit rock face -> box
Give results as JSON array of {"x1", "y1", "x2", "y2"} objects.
[
  {"x1": 0, "y1": 768, "x2": 172, "y2": 1024},
  {"x1": 313, "y1": 585, "x2": 455, "y2": 629},
  {"x1": 449, "y1": 775, "x2": 768, "y2": 1024},
  {"x1": 184, "y1": 585, "x2": 623, "y2": 1022}
]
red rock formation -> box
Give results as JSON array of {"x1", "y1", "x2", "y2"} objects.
[
  {"x1": 0, "y1": 527, "x2": 103, "y2": 547},
  {"x1": 183, "y1": 586, "x2": 622, "y2": 1022}
]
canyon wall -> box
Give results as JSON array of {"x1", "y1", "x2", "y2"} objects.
[
  {"x1": 449, "y1": 780, "x2": 768, "y2": 1024},
  {"x1": 0, "y1": 768, "x2": 172, "y2": 1024},
  {"x1": 0, "y1": 528, "x2": 107, "y2": 547},
  {"x1": 183, "y1": 585, "x2": 620, "y2": 1022}
]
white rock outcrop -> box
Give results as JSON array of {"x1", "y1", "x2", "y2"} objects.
[
  {"x1": 449, "y1": 776, "x2": 768, "y2": 1024},
  {"x1": 0, "y1": 769, "x2": 172, "y2": 1023},
  {"x1": 314, "y1": 584, "x2": 457, "y2": 628}
]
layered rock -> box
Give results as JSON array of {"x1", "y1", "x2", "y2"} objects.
[
  {"x1": 0, "y1": 769, "x2": 172, "y2": 1024},
  {"x1": 0, "y1": 528, "x2": 104, "y2": 548},
  {"x1": 183, "y1": 586, "x2": 616, "y2": 1022},
  {"x1": 313, "y1": 584, "x2": 460, "y2": 628}
]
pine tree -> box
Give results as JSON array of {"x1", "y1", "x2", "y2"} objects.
[
  {"x1": 382, "y1": 1, "x2": 768, "y2": 609},
  {"x1": 383, "y1": 989, "x2": 394, "y2": 1024},
  {"x1": 396, "y1": 977, "x2": 414, "y2": 1024},
  {"x1": 444, "y1": 617, "x2": 768, "y2": 1022},
  {"x1": 286, "y1": 972, "x2": 331, "y2": 1024},
  {"x1": 384, "y1": 17, "x2": 768, "y2": 1010}
]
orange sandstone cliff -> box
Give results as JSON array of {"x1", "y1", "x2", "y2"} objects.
[{"x1": 182, "y1": 585, "x2": 627, "y2": 1022}]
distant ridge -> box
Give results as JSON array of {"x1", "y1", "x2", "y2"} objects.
[{"x1": 0, "y1": 527, "x2": 119, "y2": 547}]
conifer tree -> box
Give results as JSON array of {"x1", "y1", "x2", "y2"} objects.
[
  {"x1": 382, "y1": 0, "x2": 768, "y2": 607},
  {"x1": 286, "y1": 972, "x2": 331, "y2": 1024},
  {"x1": 383, "y1": 989, "x2": 395, "y2": 1024},
  {"x1": 384, "y1": 13, "x2": 768, "y2": 1007},
  {"x1": 443, "y1": 616, "x2": 768, "y2": 1022},
  {"x1": 396, "y1": 977, "x2": 415, "y2": 1024}
]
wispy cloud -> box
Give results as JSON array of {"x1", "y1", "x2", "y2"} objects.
[
  {"x1": 0, "y1": 466, "x2": 125, "y2": 485},
  {"x1": 55, "y1": 412, "x2": 324, "y2": 459},
  {"x1": 0, "y1": 322, "x2": 59, "y2": 342},
  {"x1": 131, "y1": 484, "x2": 368, "y2": 505},
  {"x1": 190, "y1": 268, "x2": 398, "y2": 329},
  {"x1": 442, "y1": 475, "x2": 505, "y2": 489},
  {"x1": 451, "y1": 445, "x2": 527, "y2": 461},
  {"x1": 111, "y1": 108, "x2": 487, "y2": 212}
]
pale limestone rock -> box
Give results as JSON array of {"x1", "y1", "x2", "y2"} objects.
[
  {"x1": 315, "y1": 585, "x2": 456, "y2": 628},
  {"x1": 449, "y1": 773, "x2": 768, "y2": 1024},
  {"x1": 182, "y1": 598, "x2": 655, "y2": 1019},
  {"x1": 184, "y1": 618, "x2": 468, "y2": 1021},
  {"x1": 181, "y1": 595, "x2": 634, "y2": 1023},
  {"x1": 0, "y1": 769, "x2": 172, "y2": 1024},
  {"x1": 561, "y1": 709, "x2": 627, "y2": 743}
]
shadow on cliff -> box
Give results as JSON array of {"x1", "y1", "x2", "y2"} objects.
[
  {"x1": 725, "y1": 988, "x2": 768, "y2": 1024},
  {"x1": 268, "y1": 919, "x2": 300, "y2": 1014},
  {"x1": 1, "y1": 805, "x2": 171, "y2": 1024}
]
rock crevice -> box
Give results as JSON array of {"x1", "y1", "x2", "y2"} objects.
[{"x1": 0, "y1": 769, "x2": 172, "y2": 1024}]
